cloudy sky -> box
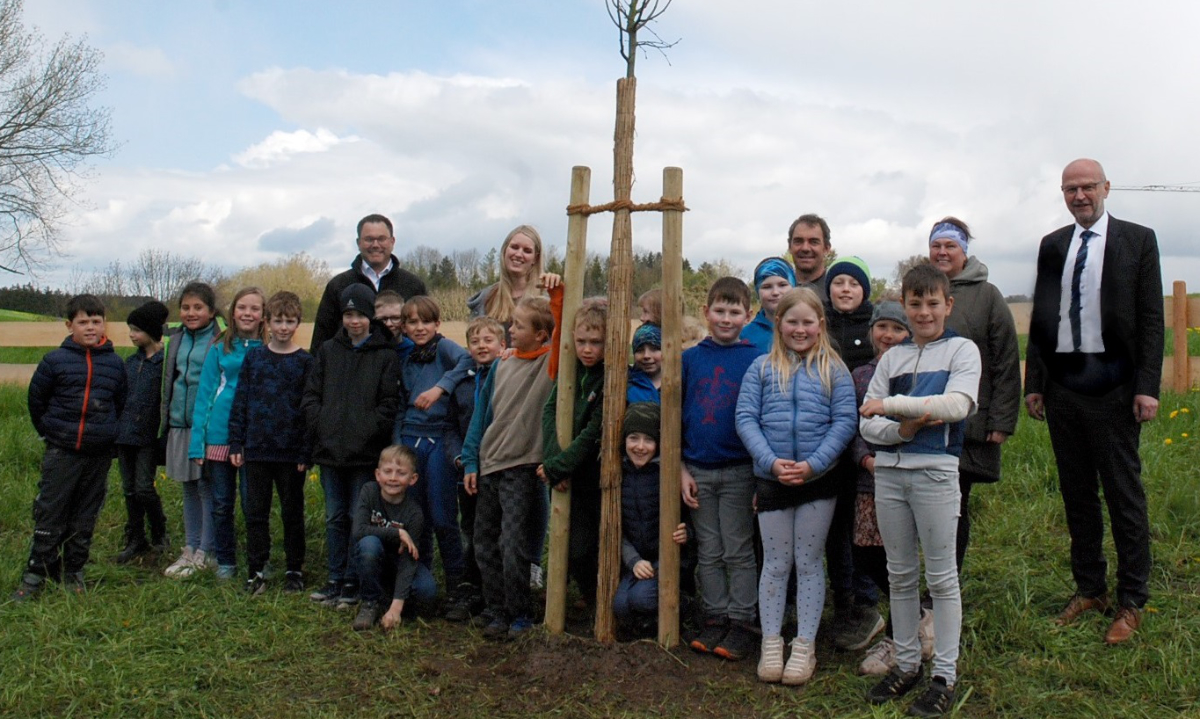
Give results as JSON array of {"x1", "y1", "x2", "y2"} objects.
[{"x1": 18, "y1": 0, "x2": 1200, "y2": 297}]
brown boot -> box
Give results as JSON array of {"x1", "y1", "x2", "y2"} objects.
[
  {"x1": 1055, "y1": 594, "x2": 1109, "y2": 626},
  {"x1": 1104, "y1": 606, "x2": 1141, "y2": 644}
]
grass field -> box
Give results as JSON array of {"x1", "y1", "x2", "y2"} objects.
[
  {"x1": 0, "y1": 385, "x2": 1197, "y2": 718},
  {"x1": 0, "y1": 309, "x2": 57, "y2": 322}
]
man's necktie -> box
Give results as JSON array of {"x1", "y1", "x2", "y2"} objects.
[{"x1": 1069, "y1": 230, "x2": 1096, "y2": 351}]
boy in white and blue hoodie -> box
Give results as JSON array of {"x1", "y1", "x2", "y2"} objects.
[
  {"x1": 860, "y1": 264, "x2": 981, "y2": 716},
  {"x1": 396, "y1": 295, "x2": 473, "y2": 596},
  {"x1": 680, "y1": 277, "x2": 765, "y2": 661}
]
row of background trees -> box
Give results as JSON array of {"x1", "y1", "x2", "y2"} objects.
[{"x1": 0, "y1": 246, "x2": 1030, "y2": 321}]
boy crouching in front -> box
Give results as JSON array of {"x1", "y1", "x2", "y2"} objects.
[{"x1": 351, "y1": 445, "x2": 437, "y2": 631}]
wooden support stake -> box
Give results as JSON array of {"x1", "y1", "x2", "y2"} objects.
[
  {"x1": 595, "y1": 77, "x2": 637, "y2": 644},
  {"x1": 546, "y1": 165, "x2": 591, "y2": 634},
  {"x1": 657, "y1": 167, "x2": 684, "y2": 647},
  {"x1": 1173, "y1": 280, "x2": 1189, "y2": 393}
]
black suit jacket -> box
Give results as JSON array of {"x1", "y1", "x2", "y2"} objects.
[{"x1": 1024, "y1": 216, "x2": 1164, "y2": 398}]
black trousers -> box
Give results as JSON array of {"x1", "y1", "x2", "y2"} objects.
[
  {"x1": 27, "y1": 447, "x2": 111, "y2": 578},
  {"x1": 1046, "y1": 381, "x2": 1151, "y2": 608},
  {"x1": 117, "y1": 444, "x2": 167, "y2": 544},
  {"x1": 244, "y1": 462, "x2": 307, "y2": 575}
]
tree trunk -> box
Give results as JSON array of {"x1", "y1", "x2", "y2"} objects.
[
  {"x1": 594, "y1": 76, "x2": 636, "y2": 644},
  {"x1": 657, "y1": 166, "x2": 683, "y2": 646},
  {"x1": 545, "y1": 166, "x2": 592, "y2": 634}
]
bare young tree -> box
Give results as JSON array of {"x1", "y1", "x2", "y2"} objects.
[
  {"x1": 606, "y1": 0, "x2": 678, "y2": 78},
  {"x1": 127, "y1": 249, "x2": 209, "y2": 301},
  {"x1": 0, "y1": 0, "x2": 115, "y2": 275}
]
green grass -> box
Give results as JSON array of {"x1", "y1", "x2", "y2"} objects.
[
  {"x1": 0, "y1": 346, "x2": 137, "y2": 363},
  {"x1": 0, "y1": 385, "x2": 1198, "y2": 717},
  {"x1": 0, "y1": 309, "x2": 58, "y2": 322}
]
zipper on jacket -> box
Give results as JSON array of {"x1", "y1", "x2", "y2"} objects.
[{"x1": 76, "y1": 346, "x2": 94, "y2": 450}]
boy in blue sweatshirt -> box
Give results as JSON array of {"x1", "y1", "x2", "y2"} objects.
[
  {"x1": 680, "y1": 277, "x2": 765, "y2": 661},
  {"x1": 230, "y1": 291, "x2": 314, "y2": 594},
  {"x1": 15, "y1": 295, "x2": 127, "y2": 601},
  {"x1": 397, "y1": 295, "x2": 473, "y2": 595}
]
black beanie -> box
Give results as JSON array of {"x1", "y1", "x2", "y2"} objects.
[
  {"x1": 339, "y1": 284, "x2": 376, "y2": 320},
  {"x1": 623, "y1": 402, "x2": 661, "y2": 445},
  {"x1": 126, "y1": 301, "x2": 169, "y2": 342}
]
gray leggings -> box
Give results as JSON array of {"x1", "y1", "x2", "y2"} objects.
[{"x1": 757, "y1": 497, "x2": 836, "y2": 639}]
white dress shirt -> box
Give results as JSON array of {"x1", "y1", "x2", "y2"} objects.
[
  {"x1": 360, "y1": 258, "x2": 394, "y2": 291},
  {"x1": 1056, "y1": 212, "x2": 1108, "y2": 353}
]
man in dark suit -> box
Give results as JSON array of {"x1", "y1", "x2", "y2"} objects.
[{"x1": 1025, "y1": 158, "x2": 1163, "y2": 644}]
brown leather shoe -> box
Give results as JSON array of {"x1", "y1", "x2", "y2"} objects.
[
  {"x1": 1055, "y1": 594, "x2": 1110, "y2": 626},
  {"x1": 1104, "y1": 606, "x2": 1142, "y2": 644}
]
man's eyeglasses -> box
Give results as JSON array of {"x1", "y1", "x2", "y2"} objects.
[{"x1": 1061, "y1": 183, "x2": 1101, "y2": 195}]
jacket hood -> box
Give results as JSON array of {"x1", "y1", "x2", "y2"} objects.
[
  {"x1": 951, "y1": 256, "x2": 989, "y2": 286},
  {"x1": 828, "y1": 298, "x2": 875, "y2": 321},
  {"x1": 466, "y1": 285, "x2": 493, "y2": 316},
  {"x1": 898, "y1": 326, "x2": 962, "y2": 346}
]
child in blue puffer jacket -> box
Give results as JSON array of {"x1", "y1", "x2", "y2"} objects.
[{"x1": 735, "y1": 287, "x2": 857, "y2": 687}]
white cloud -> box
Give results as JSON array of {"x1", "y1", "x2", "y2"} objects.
[
  {"x1": 38, "y1": 1, "x2": 1200, "y2": 299},
  {"x1": 232, "y1": 128, "x2": 356, "y2": 169}
]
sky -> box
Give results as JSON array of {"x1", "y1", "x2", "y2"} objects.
[{"x1": 14, "y1": 0, "x2": 1200, "y2": 297}]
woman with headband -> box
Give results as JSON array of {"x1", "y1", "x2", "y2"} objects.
[
  {"x1": 927, "y1": 218, "x2": 1021, "y2": 577},
  {"x1": 741, "y1": 257, "x2": 797, "y2": 353}
]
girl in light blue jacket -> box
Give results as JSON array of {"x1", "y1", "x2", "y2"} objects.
[
  {"x1": 186, "y1": 287, "x2": 266, "y2": 579},
  {"x1": 735, "y1": 287, "x2": 857, "y2": 686}
]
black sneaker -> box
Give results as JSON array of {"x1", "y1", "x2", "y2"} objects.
[
  {"x1": 335, "y1": 583, "x2": 360, "y2": 610},
  {"x1": 689, "y1": 616, "x2": 730, "y2": 654},
  {"x1": 150, "y1": 535, "x2": 170, "y2": 554},
  {"x1": 482, "y1": 615, "x2": 510, "y2": 641},
  {"x1": 11, "y1": 574, "x2": 43, "y2": 602},
  {"x1": 246, "y1": 573, "x2": 266, "y2": 596},
  {"x1": 713, "y1": 621, "x2": 757, "y2": 661},
  {"x1": 283, "y1": 571, "x2": 305, "y2": 593},
  {"x1": 310, "y1": 580, "x2": 339, "y2": 603},
  {"x1": 867, "y1": 666, "x2": 924, "y2": 705},
  {"x1": 907, "y1": 676, "x2": 954, "y2": 717},
  {"x1": 836, "y1": 605, "x2": 886, "y2": 651},
  {"x1": 64, "y1": 572, "x2": 86, "y2": 595},
  {"x1": 471, "y1": 607, "x2": 501, "y2": 630},
  {"x1": 352, "y1": 602, "x2": 379, "y2": 631},
  {"x1": 116, "y1": 538, "x2": 151, "y2": 565}
]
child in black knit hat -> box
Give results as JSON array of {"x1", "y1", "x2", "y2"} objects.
[{"x1": 114, "y1": 300, "x2": 171, "y2": 564}]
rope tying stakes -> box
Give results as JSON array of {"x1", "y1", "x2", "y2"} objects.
[{"x1": 565, "y1": 197, "x2": 688, "y2": 216}]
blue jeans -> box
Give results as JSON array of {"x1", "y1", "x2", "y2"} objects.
[
  {"x1": 357, "y1": 535, "x2": 437, "y2": 605},
  {"x1": 875, "y1": 465, "x2": 962, "y2": 684},
  {"x1": 614, "y1": 569, "x2": 659, "y2": 620},
  {"x1": 320, "y1": 465, "x2": 374, "y2": 585},
  {"x1": 688, "y1": 462, "x2": 758, "y2": 623},
  {"x1": 206, "y1": 459, "x2": 248, "y2": 567},
  {"x1": 181, "y1": 476, "x2": 214, "y2": 554},
  {"x1": 402, "y1": 435, "x2": 464, "y2": 582}
]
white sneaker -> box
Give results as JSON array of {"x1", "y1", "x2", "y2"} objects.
[
  {"x1": 757, "y1": 635, "x2": 785, "y2": 683},
  {"x1": 781, "y1": 637, "x2": 816, "y2": 686},
  {"x1": 164, "y1": 547, "x2": 196, "y2": 578},
  {"x1": 191, "y1": 549, "x2": 215, "y2": 571},
  {"x1": 919, "y1": 608, "x2": 935, "y2": 660},
  {"x1": 859, "y1": 637, "x2": 896, "y2": 676}
]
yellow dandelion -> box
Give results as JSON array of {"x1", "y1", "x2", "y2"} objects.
[
  {"x1": 1164, "y1": 438, "x2": 1173, "y2": 445},
  {"x1": 1183, "y1": 433, "x2": 1190, "y2": 438},
  {"x1": 1145, "y1": 607, "x2": 1159, "y2": 614},
  {"x1": 1170, "y1": 410, "x2": 1179, "y2": 419},
  {"x1": 1182, "y1": 408, "x2": 1191, "y2": 414}
]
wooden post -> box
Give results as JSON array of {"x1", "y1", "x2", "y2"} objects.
[
  {"x1": 545, "y1": 166, "x2": 591, "y2": 635},
  {"x1": 1173, "y1": 280, "x2": 1189, "y2": 393},
  {"x1": 657, "y1": 167, "x2": 684, "y2": 647},
  {"x1": 595, "y1": 77, "x2": 637, "y2": 644}
]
